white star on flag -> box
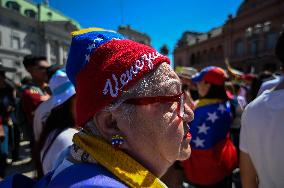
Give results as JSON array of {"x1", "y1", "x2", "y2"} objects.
[
  {"x1": 207, "y1": 112, "x2": 218, "y2": 123},
  {"x1": 85, "y1": 54, "x2": 90, "y2": 62},
  {"x1": 198, "y1": 123, "x2": 210, "y2": 134},
  {"x1": 192, "y1": 137, "x2": 205, "y2": 148},
  {"x1": 112, "y1": 38, "x2": 121, "y2": 40},
  {"x1": 94, "y1": 37, "x2": 104, "y2": 43},
  {"x1": 218, "y1": 104, "x2": 226, "y2": 113},
  {"x1": 87, "y1": 43, "x2": 96, "y2": 51}
]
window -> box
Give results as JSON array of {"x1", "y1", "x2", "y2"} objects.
[
  {"x1": 266, "y1": 33, "x2": 278, "y2": 50},
  {"x1": 10, "y1": 20, "x2": 20, "y2": 28},
  {"x1": 245, "y1": 27, "x2": 253, "y2": 38},
  {"x1": 47, "y1": 12, "x2": 53, "y2": 20},
  {"x1": 24, "y1": 9, "x2": 37, "y2": 19},
  {"x1": 216, "y1": 46, "x2": 223, "y2": 60},
  {"x1": 250, "y1": 2, "x2": 256, "y2": 8},
  {"x1": 50, "y1": 42, "x2": 57, "y2": 57},
  {"x1": 196, "y1": 52, "x2": 201, "y2": 64},
  {"x1": 5, "y1": 1, "x2": 20, "y2": 12},
  {"x1": 251, "y1": 40, "x2": 259, "y2": 57},
  {"x1": 12, "y1": 36, "x2": 20, "y2": 49},
  {"x1": 29, "y1": 27, "x2": 36, "y2": 33},
  {"x1": 208, "y1": 49, "x2": 214, "y2": 62},
  {"x1": 14, "y1": 61, "x2": 21, "y2": 68},
  {"x1": 254, "y1": 24, "x2": 262, "y2": 35},
  {"x1": 263, "y1": 21, "x2": 271, "y2": 33},
  {"x1": 30, "y1": 41, "x2": 36, "y2": 53},
  {"x1": 235, "y1": 40, "x2": 244, "y2": 56},
  {"x1": 190, "y1": 54, "x2": 196, "y2": 65},
  {"x1": 202, "y1": 50, "x2": 208, "y2": 63}
]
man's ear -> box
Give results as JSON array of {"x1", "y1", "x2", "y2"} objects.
[{"x1": 93, "y1": 111, "x2": 120, "y2": 140}]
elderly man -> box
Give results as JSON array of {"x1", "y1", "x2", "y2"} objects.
[{"x1": 43, "y1": 28, "x2": 194, "y2": 188}]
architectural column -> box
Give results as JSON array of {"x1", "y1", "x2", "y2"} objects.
[
  {"x1": 45, "y1": 39, "x2": 51, "y2": 64},
  {"x1": 58, "y1": 43, "x2": 63, "y2": 65}
]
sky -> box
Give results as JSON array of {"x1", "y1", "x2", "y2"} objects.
[{"x1": 33, "y1": 0, "x2": 243, "y2": 61}]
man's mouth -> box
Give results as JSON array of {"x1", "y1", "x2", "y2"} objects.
[
  {"x1": 184, "y1": 132, "x2": 192, "y2": 140},
  {"x1": 183, "y1": 123, "x2": 191, "y2": 140}
]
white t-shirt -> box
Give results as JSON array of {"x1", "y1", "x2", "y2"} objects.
[
  {"x1": 33, "y1": 99, "x2": 54, "y2": 141},
  {"x1": 240, "y1": 89, "x2": 284, "y2": 188},
  {"x1": 40, "y1": 128, "x2": 78, "y2": 174},
  {"x1": 257, "y1": 75, "x2": 283, "y2": 96}
]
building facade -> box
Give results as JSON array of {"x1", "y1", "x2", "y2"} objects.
[
  {"x1": 118, "y1": 25, "x2": 151, "y2": 46},
  {"x1": 0, "y1": 0, "x2": 80, "y2": 83},
  {"x1": 174, "y1": 0, "x2": 284, "y2": 73}
]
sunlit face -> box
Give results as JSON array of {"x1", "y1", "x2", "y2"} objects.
[
  {"x1": 196, "y1": 80, "x2": 211, "y2": 97},
  {"x1": 114, "y1": 67, "x2": 194, "y2": 169}
]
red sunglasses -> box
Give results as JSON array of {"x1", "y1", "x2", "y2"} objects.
[{"x1": 124, "y1": 92, "x2": 185, "y2": 118}]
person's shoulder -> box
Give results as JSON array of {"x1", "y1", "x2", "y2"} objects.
[
  {"x1": 53, "y1": 129, "x2": 78, "y2": 146},
  {"x1": 258, "y1": 76, "x2": 282, "y2": 93},
  {"x1": 35, "y1": 98, "x2": 53, "y2": 113},
  {"x1": 58, "y1": 128, "x2": 78, "y2": 138},
  {"x1": 245, "y1": 93, "x2": 265, "y2": 109},
  {"x1": 46, "y1": 163, "x2": 127, "y2": 188},
  {"x1": 243, "y1": 91, "x2": 271, "y2": 120}
]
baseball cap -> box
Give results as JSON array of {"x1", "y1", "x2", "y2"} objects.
[
  {"x1": 49, "y1": 69, "x2": 76, "y2": 107},
  {"x1": 191, "y1": 66, "x2": 227, "y2": 85}
]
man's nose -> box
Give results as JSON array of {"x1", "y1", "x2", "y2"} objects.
[{"x1": 183, "y1": 103, "x2": 194, "y2": 123}]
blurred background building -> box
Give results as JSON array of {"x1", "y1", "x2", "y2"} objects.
[
  {"x1": 0, "y1": 0, "x2": 80, "y2": 82},
  {"x1": 174, "y1": 0, "x2": 284, "y2": 73},
  {"x1": 0, "y1": 0, "x2": 152, "y2": 83},
  {"x1": 118, "y1": 25, "x2": 151, "y2": 46},
  {"x1": 2, "y1": 0, "x2": 284, "y2": 82}
]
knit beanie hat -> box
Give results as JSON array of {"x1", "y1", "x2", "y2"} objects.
[{"x1": 66, "y1": 28, "x2": 170, "y2": 126}]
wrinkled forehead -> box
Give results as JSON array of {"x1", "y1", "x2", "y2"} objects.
[
  {"x1": 156, "y1": 64, "x2": 181, "y2": 95},
  {"x1": 118, "y1": 63, "x2": 182, "y2": 101}
]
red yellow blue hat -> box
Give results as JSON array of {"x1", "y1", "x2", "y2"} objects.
[
  {"x1": 66, "y1": 28, "x2": 170, "y2": 126},
  {"x1": 191, "y1": 66, "x2": 227, "y2": 85}
]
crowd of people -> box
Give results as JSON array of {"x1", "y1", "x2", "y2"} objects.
[{"x1": 0, "y1": 28, "x2": 283, "y2": 188}]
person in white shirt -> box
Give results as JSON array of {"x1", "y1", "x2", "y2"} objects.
[
  {"x1": 240, "y1": 31, "x2": 284, "y2": 188},
  {"x1": 33, "y1": 65, "x2": 62, "y2": 141},
  {"x1": 35, "y1": 69, "x2": 77, "y2": 176},
  {"x1": 257, "y1": 74, "x2": 283, "y2": 96},
  {"x1": 33, "y1": 98, "x2": 53, "y2": 142}
]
